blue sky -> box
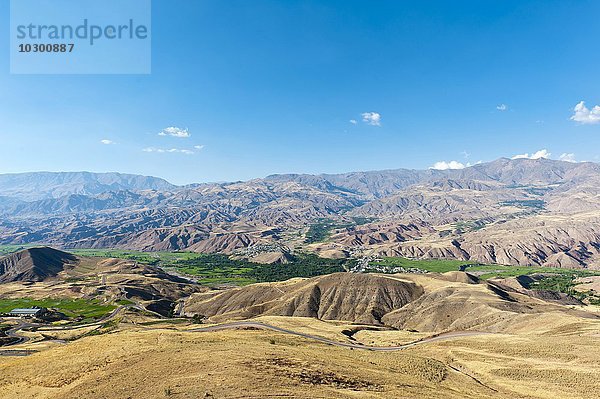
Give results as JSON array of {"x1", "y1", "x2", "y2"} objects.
[{"x1": 0, "y1": 0, "x2": 599, "y2": 185}]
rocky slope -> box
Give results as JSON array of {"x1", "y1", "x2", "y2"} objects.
[{"x1": 0, "y1": 247, "x2": 77, "y2": 283}]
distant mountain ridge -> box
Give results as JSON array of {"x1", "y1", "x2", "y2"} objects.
[
  {"x1": 0, "y1": 158, "x2": 599, "y2": 269},
  {"x1": 266, "y1": 158, "x2": 600, "y2": 198},
  {"x1": 0, "y1": 171, "x2": 177, "y2": 201}
]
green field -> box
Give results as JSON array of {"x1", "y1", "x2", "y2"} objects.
[
  {"x1": 172, "y1": 253, "x2": 350, "y2": 285},
  {"x1": 305, "y1": 217, "x2": 375, "y2": 244},
  {"x1": 3, "y1": 246, "x2": 346, "y2": 286},
  {"x1": 369, "y1": 256, "x2": 600, "y2": 303},
  {"x1": 369, "y1": 257, "x2": 600, "y2": 280},
  {"x1": 499, "y1": 199, "x2": 546, "y2": 210},
  {"x1": 472, "y1": 265, "x2": 600, "y2": 280},
  {"x1": 0, "y1": 245, "x2": 37, "y2": 256},
  {"x1": 0, "y1": 298, "x2": 115, "y2": 322},
  {"x1": 368, "y1": 257, "x2": 478, "y2": 273},
  {"x1": 528, "y1": 273, "x2": 600, "y2": 304},
  {"x1": 0, "y1": 246, "x2": 208, "y2": 266},
  {"x1": 1, "y1": 246, "x2": 350, "y2": 286},
  {"x1": 64, "y1": 248, "x2": 351, "y2": 285},
  {"x1": 69, "y1": 249, "x2": 205, "y2": 265},
  {"x1": 3, "y1": 245, "x2": 600, "y2": 295}
]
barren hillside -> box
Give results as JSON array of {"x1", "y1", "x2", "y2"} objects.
[{"x1": 1, "y1": 158, "x2": 600, "y2": 268}]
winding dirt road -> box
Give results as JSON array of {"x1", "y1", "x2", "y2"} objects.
[
  {"x1": 189, "y1": 321, "x2": 491, "y2": 351},
  {"x1": 1, "y1": 318, "x2": 491, "y2": 356}
]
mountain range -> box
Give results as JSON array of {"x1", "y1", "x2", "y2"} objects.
[{"x1": 1, "y1": 158, "x2": 599, "y2": 269}]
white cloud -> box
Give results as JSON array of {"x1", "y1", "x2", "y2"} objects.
[
  {"x1": 194, "y1": 145, "x2": 205, "y2": 150},
  {"x1": 511, "y1": 153, "x2": 529, "y2": 159},
  {"x1": 559, "y1": 153, "x2": 577, "y2": 163},
  {"x1": 511, "y1": 149, "x2": 551, "y2": 160},
  {"x1": 429, "y1": 160, "x2": 466, "y2": 170},
  {"x1": 570, "y1": 101, "x2": 600, "y2": 124},
  {"x1": 529, "y1": 149, "x2": 551, "y2": 159},
  {"x1": 496, "y1": 104, "x2": 508, "y2": 111},
  {"x1": 158, "y1": 127, "x2": 191, "y2": 138},
  {"x1": 143, "y1": 147, "x2": 195, "y2": 155},
  {"x1": 361, "y1": 112, "x2": 381, "y2": 126},
  {"x1": 100, "y1": 139, "x2": 115, "y2": 145},
  {"x1": 349, "y1": 119, "x2": 357, "y2": 125}
]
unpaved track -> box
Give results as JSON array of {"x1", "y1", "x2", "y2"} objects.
[
  {"x1": 190, "y1": 321, "x2": 491, "y2": 351},
  {"x1": 1, "y1": 318, "x2": 491, "y2": 356},
  {"x1": 4, "y1": 321, "x2": 35, "y2": 345}
]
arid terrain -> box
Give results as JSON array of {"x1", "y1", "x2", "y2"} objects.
[
  {"x1": 1, "y1": 157, "x2": 600, "y2": 269},
  {"x1": 4, "y1": 1, "x2": 599, "y2": 397},
  {"x1": 1, "y1": 247, "x2": 599, "y2": 398},
  {"x1": 0, "y1": 247, "x2": 204, "y2": 316},
  {"x1": 1, "y1": 160, "x2": 600, "y2": 398}
]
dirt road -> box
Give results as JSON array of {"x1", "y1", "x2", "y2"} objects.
[
  {"x1": 189, "y1": 321, "x2": 491, "y2": 351},
  {"x1": 1, "y1": 318, "x2": 491, "y2": 356}
]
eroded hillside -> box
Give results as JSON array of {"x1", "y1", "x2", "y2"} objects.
[{"x1": 1, "y1": 158, "x2": 600, "y2": 268}]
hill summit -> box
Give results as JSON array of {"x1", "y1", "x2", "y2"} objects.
[{"x1": 0, "y1": 247, "x2": 78, "y2": 283}]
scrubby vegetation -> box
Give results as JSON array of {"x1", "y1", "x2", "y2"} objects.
[
  {"x1": 249, "y1": 254, "x2": 349, "y2": 282},
  {"x1": 370, "y1": 257, "x2": 600, "y2": 281},
  {"x1": 64, "y1": 248, "x2": 352, "y2": 286},
  {"x1": 370, "y1": 257, "x2": 482, "y2": 273},
  {"x1": 453, "y1": 220, "x2": 487, "y2": 234},
  {"x1": 173, "y1": 253, "x2": 350, "y2": 284},
  {"x1": 305, "y1": 217, "x2": 374, "y2": 244},
  {"x1": 530, "y1": 273, "x2": 600, "y2": 304},
  {"x1": 499, "y1": 199, "x2": 545, "y2": 210},
  {"x1": 172, "y1": 254, "x2": 256, "y2": 285},
  {"x1": 530, "y1": 274, "x2": 578, "y2": 294},
  {"x1": 69, "y1": 249, "x2": 204, "y2": 265}
]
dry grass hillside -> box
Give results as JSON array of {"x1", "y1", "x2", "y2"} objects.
[
  {"x1": 183, "y1": 273, "x2": 424, "y2": 325},
  {"x1": 0, "y1": 309, "x2": 598, "y2": 399},
  {"x1": 0, "y1": 248, "x2": 205, "y2": 315},
  {"x1": 1, "y1": 253, "x2": 599, "y2": 398},
  {"x1": 184, "y1": 271, "x2": 600, "y2": 334}
]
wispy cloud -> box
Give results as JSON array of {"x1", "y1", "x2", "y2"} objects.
[
  {"x1": 194, "y1": 145, "x2": 205, "y2": 150},
  {"x1": 511, "y1": 149, "x2": 551, "y2": 160},
  {"x1": 496, "y1": 104, "x2": 508, "y2": 111},
  {"x1": 559, "y1": 153, "x2": 577, "y2": 163},
  {"x1": 143, "y1": 147, "x2": 197, "y2": 155},
  {"x1": 100, "y1": 139, "x2": 116, "y2": 145},
  {"x1": 349, "y1": 119, "x2": 357, "y2": 125},
  {"x1": 430, "y1": 160, "x2": 466, "y2": 170},
  {"x1": 570, "y1": 101, "x2": 600, "y2": 124},
  {"x1": 361, "y1": 112, "x2": 381, "y2": 126},
  {"x1": 158, "y1": 127, "x2": 191, "y2": 138}
]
